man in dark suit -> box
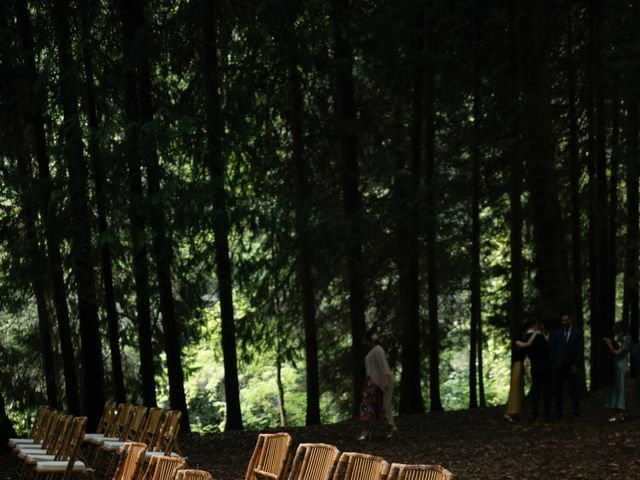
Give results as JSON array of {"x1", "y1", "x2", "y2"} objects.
[
  {"x1": 550, "y1": 313, "x2": 584, "y2": 418},
  {"x1": 524, "y1": 320, "x2": 552, "y2": 422}
]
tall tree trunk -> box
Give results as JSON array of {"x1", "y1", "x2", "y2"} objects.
[
  {"x1": 78, "y1": 0, "x2": 126, "y2": 404},
  {"x1": 330, "y1": 0, "x2": 367, "y2": 418},
  {"x1": 52, "y1": 0, "x2": 105, "y2": 430},
  {"x1": 588, "y1": 0, "x2": 610, "y2": 389},
  {"x1": 471, "y1": 0, "x2": 486, "y2": 408},
  {"x1": 130, "y1": 0, "x2": 190, "y2": 431},
  {"x1": 424, "y1": 0, "x2": 442, "y2": 413},
  {"x1": 608, "y1": 98, "x2": 620, "y2": 326},
  {"x1": 16, "y1": 0, "x2": 80, "y2": 415},
  {"x1": 399, "y1": 0, "x2": 426, "y2": 415},
  {"x1": 520, "y1": 1, "x2": 571, "y2": 324},
  {"x1": 119, "y1": 0, "x2": 157, "y2": 408},
  {"x1": 567, "y1": 6, "x2": 584, "y2": 328},
  {"x1": 470, "y1": 3, "x2": 484, "y2": 409},
  {"x1": 200, "y1": 0, "x2": 243, "y2": 431},
  {"x1": 284, "y1": 6, "x2": 321, "y2": 426},
  {"x1": 625, "y1": 99, "x2": 639, "y2": 342},
  {"x1": 506, "y1": 0, "x2": 524, "y2": 347}
]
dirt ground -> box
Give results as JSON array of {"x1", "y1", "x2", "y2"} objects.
[{"x1": 3, "y1": 389, "x2": 639, "y2": 480}]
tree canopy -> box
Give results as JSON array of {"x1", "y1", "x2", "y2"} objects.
[{"x1": 0, "y1": 0, "x2": 639, "y2": 433}]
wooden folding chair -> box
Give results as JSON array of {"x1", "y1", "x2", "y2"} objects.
[
  {"x1": 175, "y1": 470, "x2": 213, "y2": 480},
  {"x1": 387, "y1": 464, "x2": 453, "y2": 480},
  {"x1": 85, "y1": 404, "x2": 134, "y2": 447},
  {"x1": 245, "y1": 433, "x2": 292, "y2": 480},
  {"x1": 145, "y1": 411, "x2": 182, "y2": 458},
  {"x1": 100, "y1": 408, "x2": 160, "y2": 480},
  {"x1": 14, "y1": 410, "x2": 61, "y2": 454},
  {"x1": 286, "y1": 444, "x2": 340, "y2": 480},
  {"x1": 95, "y1": 407, "x2": 148, "y2": 478},
  {"x1": 331, "y1": 453, "x2": 389, "y2": 480},
  {"x1": 32, "y1": 416, "x2": 91, "y2": 480},
  {"x1": 111, "y1": 442, "x2": 147, "y2": 480},
  {"x1": 137, "y1": 455, "x2": 185, "y2": 480},
  {"x1": 8, "y1": 406, "x2": 50, "y2": 448},
  {"x1": 96, "y1": 403, "x2": 117, "y2": 434},
  {"x1": 16, "y1": 413, "x2": 70, "y2": 463}
]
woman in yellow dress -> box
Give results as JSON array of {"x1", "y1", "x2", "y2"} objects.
[{"x1": 504, "y1": 323, "x2": 538, "y2": 422}]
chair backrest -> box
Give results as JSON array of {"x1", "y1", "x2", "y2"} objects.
[
  {"x1": 29, "y1": 406, "x2": 49, "y2": 440},
  {"x1": 50, "y1": 415, "x2": 73, "y2": 458},
  {"x1": 113, "y1": 442, "x2": 148, "y2": 480},
  {"x1": 151, "y1": 410, "x2": 181, "y2": 454},
  {"x1": 32, "y1": 407, "x2": 54, "y2": 444},
  {"x1": 245, "y1": 433, "x2": 292, "y2": 480},
  {"x1": 107, "y1": 404, "x2": 134, "y2": 438},
  {"x1": 35, "y1": 409, "x2": 60, "y2": 447},
  {"x1": 332, "y1": 453, "x2": 389, "y2": 480},
  {"x1": 142, "y1": 455, "x2": 186, "y2": 480},
  {"x1": 387, "y1": 464, "x2": 453, "y2": 480},
  {"x1": 139, "y1": 408, "x2": 163, "y2": 445},
  {"x1": 287, "y1": 443, "x2": 340, "y2": 480},
  {"x1": 125, "y1": 406, "x2": 149, "y2": 441},
  {"x1": 41, "y1": 412, "x2": 68, "y2": 452},
  {"x1": 97, "y1": 402, "x2": 117, "y2": 434},
  {"x1": 176, "y1": 469, "x2": 214, "y2": 480}
]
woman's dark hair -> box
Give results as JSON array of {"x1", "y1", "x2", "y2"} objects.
[
  {"x1": 613, "y1": 322, "x2": 625, "y2": 336},
  {"x1": 362, "y1": 330, "x2": 379, "y2": 343}
]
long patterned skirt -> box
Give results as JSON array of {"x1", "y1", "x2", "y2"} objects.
[{"x1": 359, "y1": 377, "x2": 384, "y2": 421}]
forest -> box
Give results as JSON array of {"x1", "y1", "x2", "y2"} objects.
[{"x1": 0, "y1": 0, "x2": 638, "y2": 436}]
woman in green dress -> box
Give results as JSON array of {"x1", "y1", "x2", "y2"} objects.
[{"x1": 604, "y1": 322, "x2": 631, "y2": 422}]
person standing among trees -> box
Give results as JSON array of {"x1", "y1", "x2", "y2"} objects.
[
  {"x1": 504, "y1": 325, "x2": 538, "y2": 423},
  {"x1": 358, "y1": 332, "x2": 398, "y2": 440},
  {"x1": 524, "y1": 320, "x2": 552, "y2": 422},
  {"x1": 550, "y1": 313, "x2": 584, "y2": 418},
  {"x1": 603, "y1": 322, "x2": 631, "y2": 422}
]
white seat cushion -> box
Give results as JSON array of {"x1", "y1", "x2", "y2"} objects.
[
  {"x1": 8, "y1": 438, "x2": 36, "y2": 447},
  {"x1": 35, "y1": 461, "x2": 87, "y2": 473},
  {"x1": 18, "y1": 449, "x2": 47, "y2": 459},
  {"x1": 25, "y1": 454, "x2": 57, "y2": 464},
  {"x1": 15, "y1": 444, "x2": 44, "y2": 453}
]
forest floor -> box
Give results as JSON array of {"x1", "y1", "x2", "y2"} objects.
[{"x1": 2, "y1": 387, "x2": 639, "y2": 480}]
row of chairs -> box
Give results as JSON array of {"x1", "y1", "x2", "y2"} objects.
[
  {"x1": 7, "y1": 406, "x2": 197, "y2": 480},
  {"x1": 8, "y1": 407, "x2": 453, "y2": 480},
  {"x1": 243, "y1": 432, "x2": 453, "y2": 480},
  {"x1": 84, "y1": 403, "x2": 183, "y2": 480},
  {"x1": 8, "y1": 408, "x2": 91, "y2": 480}
]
